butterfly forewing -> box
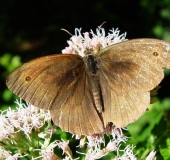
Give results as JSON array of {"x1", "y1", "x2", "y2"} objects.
[{"x1": 7, "y1": 54, "x2": 83, "y2": 110}]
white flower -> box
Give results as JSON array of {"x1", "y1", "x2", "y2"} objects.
[
  {"x1": 38, "y1": 141, "x2": 59, "y2": 160},
  {"x1": 34, "y1": 139, "x2": 72, "y2": 160},
  {"x1": 0, "y1": 113, "x2": 15, "y2": 141},
  {"x1": 146, "y1": 150, "x2": 156, "y2": 160},
  {"x1": 9, "y1": 99, "x2": 51, "y2": 136},
  {"x1": 0, "y1": 99, "x2": 52, "y2": 143},
  {"x1": 113, "y1": 145, "x2": 137, "y2": 160},
  {"x1": 78, "y1": 126, "x2": 130, "y2": 160},
  {"x1": 0, "y1": 146, "x2": 26, "y2": 160},
  {"x1": 62, "y1": 27, "x2": 126, "y2": 57}
]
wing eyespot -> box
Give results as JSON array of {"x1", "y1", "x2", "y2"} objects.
[
  {"x1": 25, "y1": 76, "x2": 31, "y2": 81},
  {"x1": 152, "y1": 51, "x2": 160, "y2": 57}
]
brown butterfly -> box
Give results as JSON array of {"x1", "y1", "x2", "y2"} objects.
[{"x1": 6, "y1": 38, "x2": 170, "y2": 136}]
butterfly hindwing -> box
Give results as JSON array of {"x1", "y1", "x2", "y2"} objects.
[{"x1": 50, "y1": 70, "x2": 104, "y2": 135}]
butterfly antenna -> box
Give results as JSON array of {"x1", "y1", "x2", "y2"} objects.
[
  {"x1": 61, "y1": 28, "x2": 73, "y2": 36},
  {"x1": 99, "y1": 21, "x2": 107, "y2": 28}
]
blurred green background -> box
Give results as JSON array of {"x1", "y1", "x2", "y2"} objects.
[{"x1": 0, "y1": 0, "x2": 170, "y2": 159}]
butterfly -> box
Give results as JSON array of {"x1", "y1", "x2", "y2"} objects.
[{"x1": 6, "y1": 38, "x2": 170, "y2": 136}]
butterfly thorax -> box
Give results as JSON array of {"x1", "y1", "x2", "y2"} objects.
[
  {"x1": 85, "y1": 54, "x2": 103, "y2": 113},
  {"x1": 87, "y1": 55, "x2": 98, "y2": 74}
]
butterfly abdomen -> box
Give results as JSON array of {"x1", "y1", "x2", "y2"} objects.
[{"x1": 86, "y1": 55, "x2": 103, "y2": 113}]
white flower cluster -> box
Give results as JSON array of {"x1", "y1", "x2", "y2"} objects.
[
  {"x1": 62, "y1": 27, "x2": 127, "y2": 57},
  {"x1": 0, "y1": 99, "x2": 51, "y2": 140}
]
